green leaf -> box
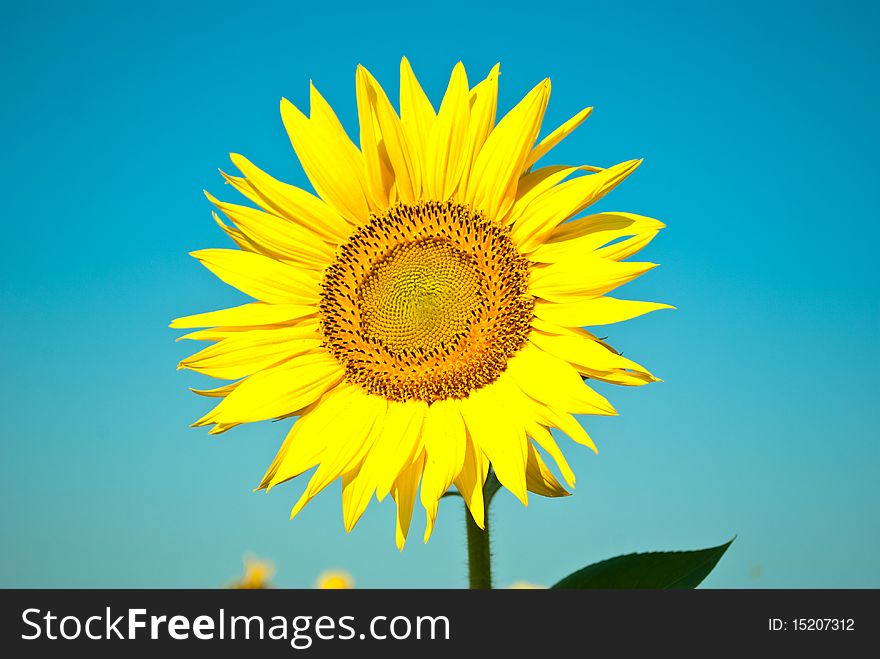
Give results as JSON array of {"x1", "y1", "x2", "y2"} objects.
[{"x1": 550, "y1": 537, "x2": 735, "y2": 589}]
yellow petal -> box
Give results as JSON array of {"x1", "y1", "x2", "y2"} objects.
[
  {"x1": 226, "y1": 154, "x2": 353, "y2": 242},
  {"x1": 585, "y1": 370, "x2": 658, "y2": 387},
  {"x1": 534, "y1": 296, "x2": 674, "y2": 327},
  {"x1": 289, "y1": 486, "x2": 315, "y2": 521},
  {"x1": 305, "y1": 389, "x2": 386, "y2": 497},
  {"x1": 458, "y1": 384, "x2": 528, "y2": 505},
  {"x1": 399, "y1": 57, "x2": 436, "y2": 171},
  {"x1": 465, "y1": 78, "x2": 550, "y2": 220},
  {"x1": 505, "y1": 343, "x2": 616, "y2": 416},
  {"x1": 419, "y1": 401, "x2": 466, "y2": 543},
  {"x1": 347, "y1": 401, "x2": 426, "y2": 510},
  {"x1": 264, "y1": 384, "x2": 358, "y2": 490},
  {"x1": 280, "y1": 94, "x2": 372, "y2": 223},
  {"x1": 422, "y1": 497, "x2": 439, "y2": 544},
  {"x1": 525, "y1": 421, "x2": 576, "y2": 488},
  {"x1": 176, "y1": 318, "x2": 318, "y2": 343},
  {"x1": 341, "y1": 401, "x2": 418, "y2": 527},
  {"x1": 190, "y1": 249, "x2": 320, "y2": 305},
  {"x1": 458, "y1": 63, "x2": 500, "y2": 189},
  {"x1": 355, "y1": 68, "x2": 395, "y2": 208},
  {"x1": 289, "y1": 393, "x2": 384, "y2": 521},
  {"x1": 523, "y1": 106, "x2": 593, "y2": 170},
  {"x1": 191, "y1": 381, "x2": 241, "y2": 398},
  {"x1": 341, "y1": 462, "x2": 368, "y2": 532},
  {"x1": 505, "y1": 165, "x2": 590, "y2": 225},
  {"x1": 207, "y1": 422, "x2": 239, "y2": 435},
  {"x1": 525, "y1": 441, "x2": 570, "y2": 497},
  {"x1": 178, "y1": 325, "x2": 321, "y2": 380},
  {"x1": 420, "y1": 398, "x2": 465, "y2": 498},
  {"x1": 530, "y1": 257, "x2": 658, "y2": 303},
  {"x1": 392, "y1": 450, "x2": 425, "y2": 550},
  {"x1": 536, "y1": 405, "x2": 598, "y2": 453},
  {"x1": 465, "y1": 372, "x2": 578, "y2": 491},
  {"x1": 452, "y1": 428, "x2": 489, "y2": 529},
  {"x1": 357, "y1": 65, "x2": 419, "y2": 203},
  {"x1": 533, "y1": 212, "x2": 665, "y2": 263},
  {"x1": 196, "y1": 352, "x2": 344, "y2": 426},
  {"x1": 530, "y1": 327, "x2": 657, "y2": 385},
  {"x1": 424, "y1": 62, "x2": 470, "y2": 201},
  {"x1": 595, "y1": 232, "x2": 659, "y2": 262},
  {"x1": 205, "y1": 191, "x2": 334, "y2": 269},
  {"x1": 374, "y1": 401, "x2": 428, "y2": 501},
  {"x1": 510, "y1": 159, "x2": 642, "y2": 252},
  {"x1": 342, "y1": 455, "x2": 382, "y2": 532},
  {"x1": 422, "y1": 399, "x2": 467, "y2": 487},
  {"x1": 530, "y1": 321, "x2": 656, "y2": 384},
  {"x1": 171, "y1": 302, "x2": 314, "y2": 329},
  {"x1": 211, "y1": 211, "x2": 260, "y2": 253}
]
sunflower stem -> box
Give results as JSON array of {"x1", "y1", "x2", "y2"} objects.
[{"x1": 465, "y1": 470, "x2": 500, "y2": 589}]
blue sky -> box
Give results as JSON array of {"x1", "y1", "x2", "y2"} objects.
[{"x1": 1, "y1": 0, "x2": 877, "y2": 588}]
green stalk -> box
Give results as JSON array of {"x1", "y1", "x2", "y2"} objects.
[{"x1": 465, "y1": 470, "x2": 501, "y2": 589}]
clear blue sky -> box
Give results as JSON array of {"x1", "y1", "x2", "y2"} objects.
[{"x1": 1, "y1": 0, "x2": 877, "y2": 588}]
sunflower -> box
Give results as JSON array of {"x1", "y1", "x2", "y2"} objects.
[
  {"x1": 229, "y1": 555, "x2": 275, "y2": 589},
  {"x1": 173, "y1": 59, "x2": 669, "y2": 549},
  {"x1": 315, "y1": 570, "x2": 355, "y2": 589}
]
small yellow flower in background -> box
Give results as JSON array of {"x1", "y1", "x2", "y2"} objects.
[
  {"x1": 315, "y1": 570, "x2": 355, "y2": 589},
  {"x1": 174, "y1": 59, "x2": 669, "y2": 550},
  {"x1": 508, "y1": 581, "x2": 545, "y2": 589},
  {"x1": 228, "y1": 555, "x2": 275, "y2": 589}
]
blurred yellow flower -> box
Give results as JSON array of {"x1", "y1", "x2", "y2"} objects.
[
  {"x1": 175, "y1": 59, "x2": 667, "y2": 549},
  {"x1": 315, "y1": 570, "x2": 355, "y2": 589},
  {"x1": 508, "y1": 581, "x2": 545, "y2": 589},
  {"x1": 229, "y1": 555, "x2": 275, "y2": 589}
]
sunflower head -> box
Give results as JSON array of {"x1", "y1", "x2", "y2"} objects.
[
  {"x1": 315, "y1": 570, "x2": 355, "y2": 589},
  {"x1": 173, "y1": 59, "x2": 670, "y2": 549},
  {"x1": 229, "y1": 555, "x2": 275, "y2": 589},
  {"x1": 320, "y1": 200, "x2": 534, "y2": 403}
]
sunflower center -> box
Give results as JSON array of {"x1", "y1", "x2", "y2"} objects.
[
  {"x1": 320, "y1": 201, "x2": 533, "y2": 403},
  {"x1": 360, "y1": 240, "x2": 482, "y2": 354}
]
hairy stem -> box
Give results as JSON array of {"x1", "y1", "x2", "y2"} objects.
[{"x1": 465, "y1": 470, "x2": 501, "y2": 589}]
